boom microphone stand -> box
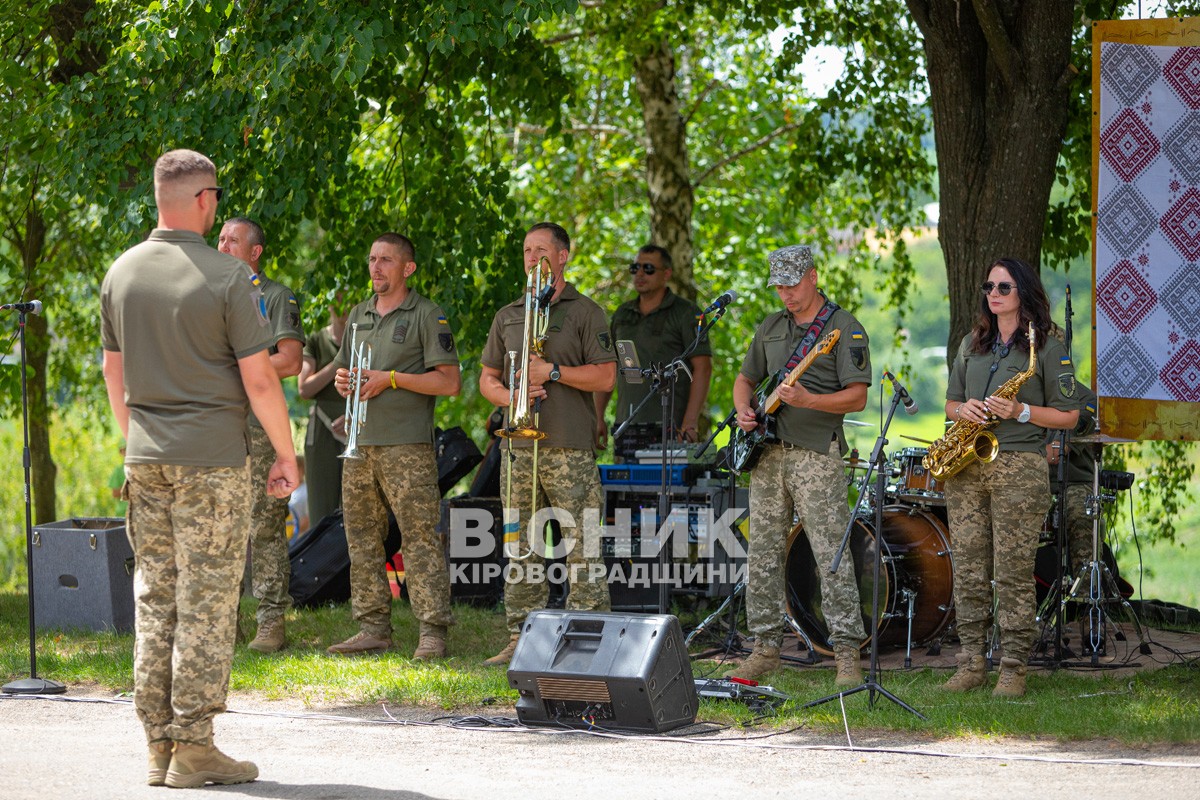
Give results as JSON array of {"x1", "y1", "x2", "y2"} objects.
[
  {"x1": 612, "y1": 304, "x2": 731, "y2": 614},
  {"x1": 805, "y1": 377, "x2": 923, "y2": 719},
  {"x1": 2, "y1": 301, "x2": 66, "y2": 695}
]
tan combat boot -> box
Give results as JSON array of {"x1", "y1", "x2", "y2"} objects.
[
  {"x1": 164, "y1": 742, "x2": 258, "y2": 788},
  {"x1": 327, "y1": 630, "x2": 392, "y2": 655},
  {"x1": 248, "y1": 617, "x2": 286, "y2": 653},
  {"x1": 941, "y1": 652, "x2": 987, "y2": 691},
  {"x1": 146, "y1": 740, "x2": 173, "y2": 786},
  {"x1": 412, "y1": 623, "x2": 448, "y2": 661},
  {"x1": 993, "y1": 657, "x2": 1028, "y2": 697},
  {"x1": 725, "y1": 643, "x2": 782, "y2": 682},
  {"x1": 483, "y1": 633, "x2": 521, "y2": 666},
  {"x1": 833, "y1": 645, "x2": 863, "y2": 687}
]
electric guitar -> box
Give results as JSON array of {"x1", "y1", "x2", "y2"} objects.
[{"x1": 728, "y1": 329, "x2": 841, "y2": 473}]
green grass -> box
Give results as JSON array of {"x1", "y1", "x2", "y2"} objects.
[{"x1": 3, "y1": 590, "x2": 1197, "y2": 743}]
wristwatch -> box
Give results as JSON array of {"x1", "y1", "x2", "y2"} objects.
[
  {"x1": 548, "y1": 363, "x2": 561, "y2": 382},
  {"x1": 1017, "y1": 403, "x2": 1031, "y2": 423}
]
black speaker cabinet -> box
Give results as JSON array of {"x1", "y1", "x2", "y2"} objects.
[
  {"x1": 507, "y1": 610, "x2": 697, "y2": 732},
  {"x1": 31, "y1": 517, "x2": 134, "y2": 632}
]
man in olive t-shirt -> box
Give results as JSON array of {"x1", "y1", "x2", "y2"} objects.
[
  {"x1": 217, "y1": 217, "x2": 304, "y2": 654},
  {"x1": 729, "y1": 244, "x2": 872, "y2": 687},
  {"x1": 593, "y1": 244, "x2": 713, "y2": 460},
  {"x1": 101, "y1": 149, "x2": 298, "y2": 788},
  {"x1": 325, "y1": 233, "x2": 462, "y2": 660},
  {"x1": 478, "y1": 222, "x2": 617, "y2": 665}
]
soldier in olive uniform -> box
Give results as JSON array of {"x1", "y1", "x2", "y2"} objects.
[
  {"x1": 594, "y1": 244, "x2": 712, "y2": 457},
  {"x1": 941, "y1": 257, "x2": 1080, "y2": 697},
  {"x1": 217, "y1": 217, "x2": 304, "y2": 653},
  {"x1": 102, "y1": 149, "x2": 299, "y2": 788},
  {"x1": 325, "y1": 233, "x2": 461, "y2": 660},
  {"x1": 729, "y1": 244, "x2": 871, "y2": 687},
  {"x1": 479, "y1": 222, "x2": 617, "y2": 666},
  {"x1": 298, "y1": 301, "x2": 350, "y2": 527}
]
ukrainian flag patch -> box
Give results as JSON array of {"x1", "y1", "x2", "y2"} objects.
[
  {"x1": 851, "y1": 331, "x2": 864, "y2": 341},
  {"x1": 437, "y1": 314, "x2": 448, "y2": 325},
  {"x1": 1060, "y1": 356, "x2": 1071, "y2": 366}
]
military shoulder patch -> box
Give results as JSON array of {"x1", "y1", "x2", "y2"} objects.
[
  {"x1": 597, "y1": 331, "x2": 613, "y2": 351},
  {"x1": 1058, "y1": 374, "x2": 1076, "y2": 398},
  {"x1": 438, "y1": 332, "x2": 455, "y2": 353},
  {"x1": 850, "y1": 346, "x2": 867, "y2": 371}
]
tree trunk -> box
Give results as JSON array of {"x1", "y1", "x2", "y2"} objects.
[
  {"x1": 908, "y1": 0, "x2": 1076, "y2": 364},
  {"x1": 19, "y1": 208, "x2": 57, "y2": 524},
  {"x1": 632, "y1": 40, "x2": 697, "y2": 301}
]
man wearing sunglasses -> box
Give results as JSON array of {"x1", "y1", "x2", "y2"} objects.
[
  {"x1": 101, "y1": 149, "x2": 299, "y2": 787},
  {"x1": 594, "y1": 245, "x2": 712, "y2": 457},
  {"x1": 217, "y1": 217, "x2": 305, "y2": 654}
]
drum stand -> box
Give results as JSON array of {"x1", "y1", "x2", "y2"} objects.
[
  {"x1": 805, "y1": 385, "x2": 924, "y2": 719},
  {"x1": 1057, "y1": 447, "x2": 1151, "y2": 667},
  {"x1": 685, "y1": 579, "x2": 818, "y2": 664}
]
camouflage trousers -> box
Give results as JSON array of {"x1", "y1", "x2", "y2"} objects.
[
  {"x1": 125, "y1": 461, "x2": 251, "y2": 745},
  {"x1": 1063, "y1": 483, "x2": 1099, "y2": 578},
  {"x1": 341, "y1": 443, "x2": 453, "y2": 637},
  {"x1": 501, "y1": 446, "x2": 611, "y2": 634},
  {"x1": 248, "y1": 426, "x2": 292, "y2": 624},
  {"x1": 747, "y1": 441, "x2": 865, "y2": 650},
  {"x1": 944, "y1": 450, "x2": 1049, "y2": 665}
]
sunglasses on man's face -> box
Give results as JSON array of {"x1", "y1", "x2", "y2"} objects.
[
  {"x1": 194, "y1": 186, "x2": 224, "y2": 202},
  {"x1": 980, "y1": 281, "x2": 1015, "y2": 296},
  {"x1": 629, "y1": 262, "x2": 658, "y2": 275}
]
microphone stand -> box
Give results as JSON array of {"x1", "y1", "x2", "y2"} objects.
[
  {"x1": 612, "y1": 306, "x2": 730, "y2": 614},
  {"x1": 805, "y1": 380, "x2": 923, "y2": 718},
  {"x1": 2, "y1": 307, "x2": 66, "y2": 695}
]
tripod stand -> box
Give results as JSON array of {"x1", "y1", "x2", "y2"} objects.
[
  {"x1": 2, "y1": 302, "x2": 66, "y2": 695},
  {"x1": 805, "y1": 380, "x2": 924, "y2": 719}
]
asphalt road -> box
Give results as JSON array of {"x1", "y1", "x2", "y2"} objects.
[{"x1": 2, "y1": 689, "x2": 1198, "y2": 799}]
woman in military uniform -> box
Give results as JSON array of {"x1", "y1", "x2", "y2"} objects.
[{"x1": 940, "y1": 257, "x2": 1079, "y2": 697}]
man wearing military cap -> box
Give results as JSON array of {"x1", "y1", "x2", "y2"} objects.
[{"x1": 729, "y1": 244, "x2": 872, "y2": 686}]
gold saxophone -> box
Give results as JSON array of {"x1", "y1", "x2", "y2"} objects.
[{"x1": 923, "y1": 322, "x2": 1037, "y2": 481}]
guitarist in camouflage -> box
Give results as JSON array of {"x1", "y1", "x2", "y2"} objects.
[{"x1": 727, "y1": 245, "x2": 873, "y2": 686}]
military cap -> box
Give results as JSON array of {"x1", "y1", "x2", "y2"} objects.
[{"x1": 767, "y1": 245, "x2": 815, "y2": 286}]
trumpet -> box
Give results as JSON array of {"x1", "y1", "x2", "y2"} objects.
[
  {"x1": 338, "y1": 322, "x2": 372, "y2": 461},
  {"x1": 499, "y1": 256, "x2": 554, "y2": 560}
]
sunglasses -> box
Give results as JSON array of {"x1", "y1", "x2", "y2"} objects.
[
  {"x1": 980, "y1": 281, "x2": 1015, "y2": 296},
  {"x1": 194, "y1": 186, "x2": 224, "y2": 202},
  {"x1": 629, "y1": 262, "x2": 658, "y2": 275}
]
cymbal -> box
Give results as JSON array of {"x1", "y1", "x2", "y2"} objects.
[
  {"x1": 1073, "y1": 432, "x2": 1136, "y2": 444},
  {"x1": 902, "y1": 435, "x2": 934, "y2": 445},
  {"x1": 844, "y1": 419, "x2": 873, "y2": 428}
]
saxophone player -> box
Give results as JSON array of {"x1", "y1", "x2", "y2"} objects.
[
  {"x1": 479, "y1": 222, "x2": 617, "y2": 666},
  {"x1": 940, "y1": 257, "x2": 1079, "y2": 697}
]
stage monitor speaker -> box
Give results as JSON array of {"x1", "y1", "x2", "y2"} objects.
[
  {"x1": 507, "y1": 610, "x2": 697, "y2": 732},
  {"x1": 31, "y1": 517, "x2": 133, "y2": 633}
]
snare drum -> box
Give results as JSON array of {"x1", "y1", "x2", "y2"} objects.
[{"x1": 888, "y1": 447, "x2": 945, "y2": 506}]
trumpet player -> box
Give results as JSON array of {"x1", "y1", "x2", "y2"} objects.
[
  {"x1": 479, "y1": 222, "x2": 617, "y2": 666},
  {"x1": 326, "y1": 233, "x2": 461, "y2": 659},
  {"x1": 940, "y1": 257, "x2": 1079, "y2": 697}
]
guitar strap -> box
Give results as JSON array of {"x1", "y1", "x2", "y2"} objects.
[{"x1": 776, "y1": 297, "x2": 839, "y2": 383}]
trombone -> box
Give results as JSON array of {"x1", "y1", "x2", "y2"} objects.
[
  {"x1": 338, "y1": 322, "x2": 372, "y2": 461},
  {"x1": 498, "y1": 256, "x2": 553, "y2": 560}
]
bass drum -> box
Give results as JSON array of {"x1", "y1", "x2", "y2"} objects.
[{"x1": 785, "y1": 505, "x2": 955, "y2": 656}]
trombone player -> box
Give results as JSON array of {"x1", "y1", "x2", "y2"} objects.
[
  {"x1": 326, "y1": 233, "x2": 461, "y2": 659},
  {"x1": 479, "y1": 222, "x2": 617, "y2": 665}
]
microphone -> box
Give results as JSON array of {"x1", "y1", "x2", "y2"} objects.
[
  {"x1": 701, "y1": 290, "x2": 737, "y2": 315},
  {"x1": 1, "y1": 300, "x2": 41, "y2": 314},
  {"x1": 883, "y1": 370, "x2": 918, "y2": 415}
]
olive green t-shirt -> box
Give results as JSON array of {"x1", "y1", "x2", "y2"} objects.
[
  {"x1": 481, "y1": 282, "x2": 617, "y2": 451},
  {"x1": 610, "y1": 289, "x2": 712, "y2": 427},
  {"x1": 946, "y1": 331, "x2": 1080, "y2": 453},
  {"x1": 739, "y1": 303, "x2": 871, "y2": 454},
  {"x1": 1047, "y1": 383, "x2": 1098, "y2": 485},
  {"x1": 247, "y1": 273, "x2": 304, "y2": 429},
  {"x1": 303, "y1": 326, "x2": 346, "y2": 420},
  {"x1": 333, "y1": 290, "x2": 458, "y2": 446},
  {"x1": 100, "y1": 228, "x2": 271, "y2": 466}
]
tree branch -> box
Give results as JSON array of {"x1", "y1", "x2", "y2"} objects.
[
  {"x1": 971, "y1": 0, "x2": 1022, "y2": 89},
  {"x1": 694, "y1": 121, "x2": 804, "y2": 188},
  {"x1": 516, "y1": 122, "x2": 633, "y2": 137},
  {"x1": 683, "y1": 78, "x2": 721, "y2": 126}
]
